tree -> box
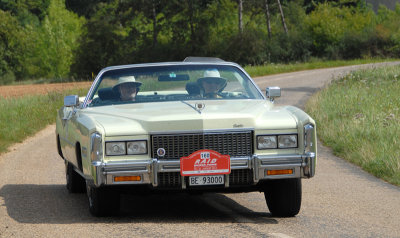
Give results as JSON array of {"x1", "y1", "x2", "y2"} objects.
[
  {"x1": 28, "y1": 0, "x2": 85, "y2": 79},
  {"x1": 276, "y1": 0, "x2": 288, "y2": 34},
  {"x1": 264, "y1": 0, "x2": 272, "y2": 38},
  {"x1": 238, "y1": 0, "x2": 243, "y2": 33},
  {"x1": 0, "y1": 10, "x2": 27, "y2": 84}
]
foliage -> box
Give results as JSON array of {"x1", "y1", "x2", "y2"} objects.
[
  {"x1": 304, "y1": 3, "x2": 375, "y2": 58},
  {"x1": 0, "y1": 0, "x2": 84, "y2": 84},
  {"x1": 0, "y1": 87, "x2": 87, "y2": 154},
  {"x1": 0, "y1": 10, "x2": 27, "y2": 84},
  {"x1": 1, "y1": 0, "x2": 400, "y2": 82},
  {"x1": 306, "y1": 65, "x2": 400, "y2": 186}
]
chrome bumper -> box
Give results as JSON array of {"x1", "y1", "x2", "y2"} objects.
[{"x1": 90, "y1": 152, "x2": 316, "y2": 187}]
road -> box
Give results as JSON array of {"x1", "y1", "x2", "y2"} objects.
[{"x1": 1, "y1": 62, "x2": 400, "y2": 237}]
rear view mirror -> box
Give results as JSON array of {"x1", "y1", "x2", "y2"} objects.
[
  {"x1": 158, "y1": 74, "x2": 189, "y2": 81},
  {"x1": 266, "y1": 87, "x2": 281, "y2": 103},
  {"x1": 64, "y1": 95, "x2": 79, "y2": 107}
]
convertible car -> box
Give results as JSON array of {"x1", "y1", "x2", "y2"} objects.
[{"x1": 56, "y1": 57, "x2": 317, "y2": 217}]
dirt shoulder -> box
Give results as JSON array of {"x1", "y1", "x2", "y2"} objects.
[{"x1": 0, "y1": 82, "x2": 91, "y2": 98}]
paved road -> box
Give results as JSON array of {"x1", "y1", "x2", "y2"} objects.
[{"x1": 1, "y1": 63, "x2": 400, "y2": 237}]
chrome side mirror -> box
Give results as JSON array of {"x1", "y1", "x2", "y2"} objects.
[
  {"x1": 266, "y1": 87, "x2": 281, "y2": 103},
  {"x1": 64, "y1": 95, "x2": 79, "y2": 107}
]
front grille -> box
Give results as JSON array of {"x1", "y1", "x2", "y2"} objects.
[
  {"x1": 158, "y1": 172, "x2": 181, "y2": 188},
  {"x1": 152, "y1": 131, "x2": 253, "y2": 159},
  {"x1": 229, "y1": 169, "x2": 253, "y2": 185}
]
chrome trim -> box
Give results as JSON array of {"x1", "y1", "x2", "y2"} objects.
[
  {"x1": 157, "y1": 160, "x2": 181, "y2": 172},
  {"x1": 152, "y1": 159, "x2": 158, "y2": 187},
  {"x1": 258, "y1": 154, "x2": 303, "y2": 165},
  {"x1": 230, "y1": 157, "x2": 251, "y2": 169},
  {"x1": 302, "y1": 152, "x2": 316, "y2": 178},
  {"x1": 149, "y1": 128, "x2": 254, "y2": 135},
  {"x1": 304, "y1": 124, "x2": 315, "y2": 153},
  {"x1": 90, "y1": 152, "x2": 316, "y2": 186},
  {"x1": 90, "y1": 132, "x2": 103, "y2": 162}
]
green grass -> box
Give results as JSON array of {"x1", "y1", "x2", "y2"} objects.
[
  {"x1": 306, "y1": 65, "x2": 400, "y2": 186},
  {"x1": 244, "y1": 58, "x2": 397, "y2": 77},
  {"x1": 0, "y1": 88, "x2": 87, "y2": 155}
]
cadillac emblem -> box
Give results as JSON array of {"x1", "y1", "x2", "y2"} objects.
[
  {"x1": 195, "y1": 103, "x2": 205, "y2": 111},
  {"x1": 157, "y1": 148, "x2": 166, "y2": 157}
]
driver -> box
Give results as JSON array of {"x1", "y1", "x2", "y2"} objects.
[
  {"x1": 197, "y1": 69, "x2": 227, "y2": 98},
  {"x1": 112, "y1": 76, "x2": 142, "y2": 101}
]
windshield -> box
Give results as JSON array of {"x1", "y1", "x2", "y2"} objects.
[{"x1": 87, "y1": 64, "x2": 263, "y2": 107}]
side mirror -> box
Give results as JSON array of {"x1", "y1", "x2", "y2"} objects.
[
  {"x1": 266, "y1": 87, "x2": 281, "y2": 103},
  {"x1": 64, "y1": 95, "x2": 79, "y2": 107}
]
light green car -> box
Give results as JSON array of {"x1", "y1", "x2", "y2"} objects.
[{"x1": 56, "y1": 57, "x2": 317, "y2": 217}]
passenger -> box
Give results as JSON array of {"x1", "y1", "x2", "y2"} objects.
[
  {"x1": 112, "y1": 76, "x2": 142, "y2": 101},
  {"x1": 197, "y1": 69, "x2": 227, "y2": 98}
]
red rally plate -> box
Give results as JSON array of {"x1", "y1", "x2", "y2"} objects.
[{"x1": 180, "y1": 149, "x2": 231, "y2": 176}]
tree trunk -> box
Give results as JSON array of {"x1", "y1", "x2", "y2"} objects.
[
  {"x1": 276, "y1": 0, "x2": 288, "y2": 34},
  {"x1": 238, "y1": 0, "x2": 243, "y2": 33},
  {"x1": 264, "y1": 0, "x2": 272, "y2": 38},
  {"x1": 152, "y1": 0, "x2": 157, "y2": 47}
]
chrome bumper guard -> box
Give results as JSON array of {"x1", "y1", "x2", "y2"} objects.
[{"x1": 90, "y1": 152, "x2": 316, "y2": 187}]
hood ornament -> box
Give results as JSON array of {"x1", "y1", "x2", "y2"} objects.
[
  {"x1": 195, "y1": 103, "x2": 205, "y2": 111},
  {"x1": 180, "y1": 101, "x2": 205, "y2": 114}
]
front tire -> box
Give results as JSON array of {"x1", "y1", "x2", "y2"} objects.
[
  {"x1": 263, "y1": 178, "x2": 302, "y2": 217},
  {"x1": 86, "y1": 183, "x2": 120, "y2": 217},
  {"x1": 66, "y1": 162, "x2": 86, "y2": 193}
]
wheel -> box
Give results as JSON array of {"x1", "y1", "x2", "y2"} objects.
[
  {"x1": 263, "y1": 178, "x2": 302, "y2": 217},
  {"x1": 86, "y1": 183, "x2": 120, "y2": 217},
  {"x1": 66, "y1": 162, "x2": 86, "y2": 193}
]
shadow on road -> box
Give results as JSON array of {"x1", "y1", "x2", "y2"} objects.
[{"x1": 0, "y1": 184, "x2": 277, "y2": 224}]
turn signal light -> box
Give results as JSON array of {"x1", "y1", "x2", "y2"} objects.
[
  {"x1": 266, "y1": 169, "x2": 293, "y2": 176},
  {"x1": 114, "y1": 176, "x2": 141, "y2": 182}
]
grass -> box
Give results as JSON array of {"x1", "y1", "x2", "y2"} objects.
[
  {"x1": 306, "y1": 65, "x2": 400, "y2": 186},
  {"x1": 244, "y1": 58, "x2": 397, "y2": 77},
  {"x1": 0, "y1": 88, "x2": 87, "y2": 154}
]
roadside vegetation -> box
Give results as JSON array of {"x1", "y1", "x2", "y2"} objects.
[
  {"x1": 306, "y1": 65, "x2": 400, "y2": 186},
  {"x1": 0, "y1": 88, "x2": 87, "y2": 154},
  {"x1": 2, "y1": 1, "x2": 400, "y2": 83},
  {"x1": 244, "y1": 58, "x2": 397, "y2": 77}
]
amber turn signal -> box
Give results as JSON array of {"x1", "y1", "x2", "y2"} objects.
[
  {"x1": 114, "y1": 176, "x2": 141, "y2": 182},
  {"x1": 266, "y1": 169, "x2": 293, "y2": 176}
]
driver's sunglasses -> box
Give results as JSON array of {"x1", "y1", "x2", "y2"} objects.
[
  {"x1": 204, "y1": 79, "x2": 219, "y2": 85},
  {"x1": 125, "y1": 84, "x2": 137, "y2": 90}
]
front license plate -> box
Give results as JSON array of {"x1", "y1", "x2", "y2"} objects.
[{"x1": 189, "y1": 175, "x2": 224, "y2": 186}]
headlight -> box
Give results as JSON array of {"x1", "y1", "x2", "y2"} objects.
[
  {"x1": 91, "y1": 132, "x2": 103, "y2": 161},
  {"x1": 106, "y1": 142, "x2": 126, "y2": 155},
  {"x1": 105, "y1": 140, "x2": 148, "y2": 156},
  {"x1": 257, "y1": 135, "x2": 277, "y2": 149},
  {"x1": 127, "y1": 141, "x2": 147, "y2": 154},
  {"x1": 278, "y1": 134, "x2": 298, "y2": 148}
]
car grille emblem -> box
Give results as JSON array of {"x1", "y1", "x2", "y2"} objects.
[{"x1": 157, "y1": 148, "x2": 166, "y2": 157}]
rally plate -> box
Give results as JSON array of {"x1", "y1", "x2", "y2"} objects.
[{"x1": 189, "y1": 175, "x2": 224, "y2": 186}]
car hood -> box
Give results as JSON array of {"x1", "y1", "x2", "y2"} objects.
[{"x1": 83, "y1": 100, "x2": 298, "y2": 136}]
